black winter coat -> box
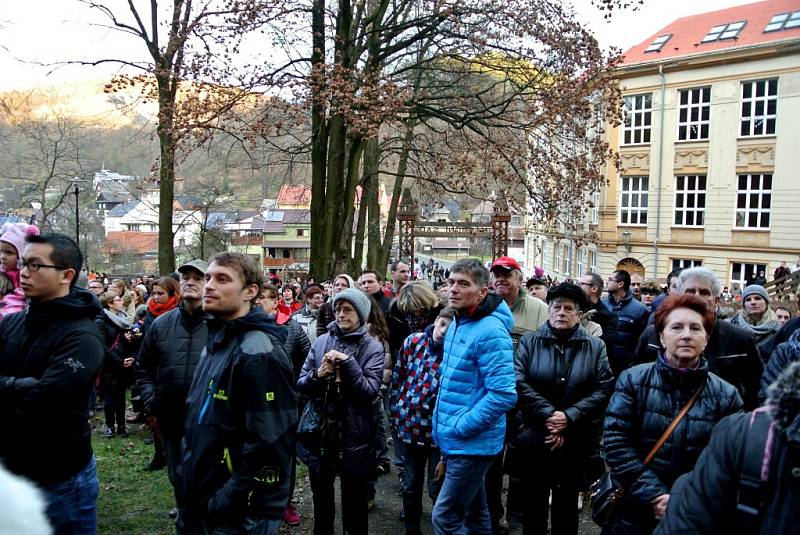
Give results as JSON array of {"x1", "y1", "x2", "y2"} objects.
[
  {"x1": 655, "y1": 361, "x2": 800, "y2": 535},
  {"x1": 181, "y1": 308, "x2": 296, "y2": 524},
  {"x1": 95, "y1": 311, "x2": 135, "y2": 393},
  {"x1": 506, "y1": 322, "x2": 614, "y2": 476},
  {"x1": 0, "y1": 288, "x2": 104, "y2": 485},
  {"x1": 386, "y1": 301, "x2": 442, "y2": 361},
  {"x1": 758, "y1": 331, "x2": 800, "y2": 404},
  {"x1": 587, "y1": 299, "x2": 620, "y2": 354},
  {"x1": 297, "y1": 323, "x2": 385, "y2": 477},
  {"x1": 633, "y1": 319, "x2": 763, "y2": 409},
  {"x1": 603, "y1": 357, "x2": 742, "y2": 533},
  {"x1": 278, "y1": 316, "x2": 311, "y2": 380},
  {"x1": 135, "y1": 304, "x2": 209, "y2": 435},
  {"x1": 602, "y1": 292, "x2": 650, "y2": 376}
]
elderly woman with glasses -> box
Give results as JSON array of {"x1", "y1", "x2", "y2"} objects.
[
  {"x1": 297, "y1": 288, "x2": 385, "y2": 535},
  {"x1": 505, "y1": 283, "x2": 614, "y2": 534}
]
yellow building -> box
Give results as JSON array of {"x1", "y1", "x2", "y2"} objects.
[{"x1": 597, "y1": 0, "x2": 800, "y2": 289}]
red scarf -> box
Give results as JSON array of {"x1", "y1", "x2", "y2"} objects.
[{"x1": 147, "y1": 294, "x2": 179, "y2": 317}]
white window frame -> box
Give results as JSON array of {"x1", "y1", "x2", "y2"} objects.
[
  {"x1": 735, "y1": 174, "x2": 772, "y2": 229},
  {"x1": 765, "y1": 11, "x2": 800, "y2": 32},
  {"x1": 702, "y1": 21, "x2": 746, "y2": 42},
  {"x1": 589, "y1": 250, "x2": 597, "y2": 274},
  {"x1": 577, "y1": 247, "x2": 587, "y2": 275},
  {"x1": 561, "y1": 243, "x2": 570, "y2": 275},
  {"x1": 730, "y1": 262, "x2": 767, "y2": 290},
  {"x1": 677, "y1": 87, "x2": 711, "y2": 141},
  {"x1": 553, "y1": 241, "x2": 562, "y2": 272},
  {"x1": 740, "y1": 79, "x2": 778, "y2": 137},
  {"x1": 591, "y1": 190, "x2": 600, "y2": 225},
  {"x1": 645, "y1": 34, "x2": 672, "y2": 52},
  {"x1": 623, "y1": 93, "x2": 652, "y2": 145},
  {"x1": 619, "y1": 175, "x2": 649, "y2": 226},
  {"x1": 671, "y1": 258, "x2": 703, "y2": 271},
  {"x1": 674, "y1": 175, "x2": 706, "y2": 227}
]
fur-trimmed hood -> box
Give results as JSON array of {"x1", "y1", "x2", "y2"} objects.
[{"x1": 767, "y1": 346, "x2": 800, "y2": 444}]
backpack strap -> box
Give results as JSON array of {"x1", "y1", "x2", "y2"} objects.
[{"x1": 736, "y1": 407, "x2": 776, "y2": 523}]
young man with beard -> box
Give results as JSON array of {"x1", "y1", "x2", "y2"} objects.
[
  {"x1": 432, "y1": 258, "x2": 517, "y2": 535},
  {"x1": 136, "y1": 259, "x2": 210, "y2": 524},
  {"x1": 0, "y1": 233, "x2": 104, "y2": 534},
  {"x1": 179, "y1": 253, "x2": 298, "y2": 534}
]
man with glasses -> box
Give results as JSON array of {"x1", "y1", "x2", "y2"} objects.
[
  {"x1": 577, "y1": 272, "x2": 619, "y2": 354},
  {"x1": 601, "y1": 269, "x2": 649, "y2": 377},
  {"x1": 88, "y1": 280, "x2": 105, "y2": 296},
  {"x1": 0, "y1": 233, "x2": 104, "y2": 534}
]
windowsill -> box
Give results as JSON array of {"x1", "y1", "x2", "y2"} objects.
[
  {"x1": 671, "y1": 225, "x2": 704, "y2": 230},
  {"x1": 674, "y1": 139, "x2": 710, "y2": 145},
  {"x1": 617, "y1": 224, "x2": 648, "y2": 228},
  {"x1": 736, "y1": 135, "x2": 776, "y2": 141},
  {"x1": 731, "y1": 227, "x2": 770, "y2": 232},
  {"x1": 620, "y1": 143, "x2": 652, "y2": 148}
]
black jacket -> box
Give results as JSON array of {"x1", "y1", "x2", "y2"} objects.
[
  {"x1": 316, "y1": 301, "x2": 335, "y2": 338},
  {"x1": 277, "y1": 316, "x2": 310, "y2": 380},
  {"x1": 95, "y1": 311, "x2": 135, "y2": 392},
  {"x1": 370, "y1": 289, "x2": 392, "y2": 319},
  {"x1": 633, "y1": 319, "x2": 763, "y2": 410},
  {"x1": 386, "y1": 300, "x2": 442, "y2": 361},
  {"x1": 655, "y1": 361, "x2": 800, "y2": 535},
  {"x1": 603, "y1": 357, "x2": 742, "y2": 530},
  {"x1": 135, "y1": 304, "x2": 209, "y2": 435},
  {"x1": 0, "y1": 288, "x2": 104, "y2": 485},
  {"x1": 601, "y1": 291, "x2": 650, "y2": 376},
  {"x1": 758, "y1": 331, "x2": 800, "y2": 404},
  {"x1": 505, "y1": 322, "x2": 614, "y2": 476},
  {"x1": 586, "y1": 299, "x2": 619, "y2": 354},
  {"x1": 758, "y1": 316, "x2": 800, "y2": 366},
  {"x1": 181, "y1": 308, "x2": 297, "y2": 525}
]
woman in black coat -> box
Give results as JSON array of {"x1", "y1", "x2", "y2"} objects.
[
  {"x1": 96, "y1": 292, "x2": 136, "y2": 438},
  {"x1": 505, "y1": 283, "x2": 614, "y2": 535},
  {"x1": 602, "y1": 293, "x2": 743, "y2": 534}
]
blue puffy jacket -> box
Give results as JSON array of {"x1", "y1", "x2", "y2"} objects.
[
  {"x1": 602, "y1": 291, "x2": 649, "y2": 377},
  {"x1": 433, "y1": 293, "x2": 517, "y2": 457}
]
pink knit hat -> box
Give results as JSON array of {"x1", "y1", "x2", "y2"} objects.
[
  {"x1": 534, "y1": 266, "x2": 545, "y2": 278},
  {"x1": 0, "y1": 223, "x2": 41, "y2": 256}
]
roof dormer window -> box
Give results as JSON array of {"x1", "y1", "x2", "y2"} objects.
[
  {"x1": 645, "y1": 34, "x2": 672, "y2": 52},
  {"x1": 701, "y1": 20, "x2": 746, "y2": 42},
  {"x1": 765, "y1": 11, "x2": 800, "y2": 32}
]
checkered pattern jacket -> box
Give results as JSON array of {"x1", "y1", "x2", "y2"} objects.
[{"x1": 390, "y1": 325, "x2": 443, "y2": 448}]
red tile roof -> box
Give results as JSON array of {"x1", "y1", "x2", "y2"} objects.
[
  {"x1": 276, "y1": 185, "x2": 312, "y2": 206},
  {"x1": 103, "y1": 231, "x2": 159, "y2": 255},
  {"x1": 621, "y1": 0, "x2": 800, "y2": 66}
]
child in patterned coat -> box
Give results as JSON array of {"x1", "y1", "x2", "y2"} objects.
[{"x1": 390, "y1": 307, "x2": 455, "y2": 535}]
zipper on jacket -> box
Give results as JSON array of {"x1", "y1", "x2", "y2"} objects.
[{"x1": 197, "y1": 378, "x2": 215, "y2": 423}]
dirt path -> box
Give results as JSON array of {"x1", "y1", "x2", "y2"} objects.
[{"x1": 283, "y1": 469, "x2": 601, "y2": 534}]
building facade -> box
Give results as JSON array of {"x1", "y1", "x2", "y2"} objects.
[{"x1": 597, "y1": 0, "x2": 800, "y2": 288}]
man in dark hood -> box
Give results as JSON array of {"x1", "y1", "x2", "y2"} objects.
[
  {"x1": 179, "y1": 252, "x2": 297, "y2": 535},
  {"x1": 0, "y1": 233, "x2": 104, "y2": 533}
]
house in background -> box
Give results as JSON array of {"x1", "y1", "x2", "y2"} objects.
[{"x1": 596, "y1": 0, "x2": 800, "y2": 289}]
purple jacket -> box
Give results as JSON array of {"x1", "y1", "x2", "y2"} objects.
[{"x1": 297, "y1": 322, "x2": 385, "y2": 476}]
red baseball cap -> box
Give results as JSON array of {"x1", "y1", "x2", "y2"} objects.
[{"x1": 491, "y1": 256, "x2": 521, "y2": 272}]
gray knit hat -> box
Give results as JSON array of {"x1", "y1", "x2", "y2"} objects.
[
  {"x1": 332, "y1": 288, "x2": 371, "y2": 324},
  {"x1": 742, "y1": 284, "x2": 769, "y2": 303}
]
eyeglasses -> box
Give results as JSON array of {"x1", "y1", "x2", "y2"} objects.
[
  {"x1": 578, "y1": 282, "x2": 594, "y2": 287},
  {"x1": 20, "y1": 260, "x2": 70, "y2": 272}
]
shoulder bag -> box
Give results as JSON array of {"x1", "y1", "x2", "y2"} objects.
[{"x1": 591, "y1": 383, "x2": 705, "y2": 526}]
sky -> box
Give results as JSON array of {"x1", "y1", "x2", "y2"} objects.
[{"x1": 0, "y1": 0, "x2": 760, "y2": 92}]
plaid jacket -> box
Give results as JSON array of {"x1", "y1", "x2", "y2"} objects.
[{"x1": 390, "y1": 326, "x2": 443, "y2": 448}]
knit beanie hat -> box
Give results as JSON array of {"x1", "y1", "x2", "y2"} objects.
[
  {"x1": 332, "y1": 288, "x2": 371, "y2": 324},
  {"x1": 0, "y1": 223, "x2": 40, "y2": 257},
  {"x1": 742, "y1": 284, "x2": 769, "y2": 303}
]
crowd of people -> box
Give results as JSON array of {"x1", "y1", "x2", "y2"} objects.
[{"x1": 0, "y1": 221, "x2": 798, "y2": 535}]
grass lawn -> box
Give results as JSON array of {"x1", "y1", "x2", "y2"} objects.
[{"x1": 93, "y1": 423, "x2": 175, "y2": 535}]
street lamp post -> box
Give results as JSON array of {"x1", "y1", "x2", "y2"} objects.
[{"x1": 73, "y1": 183, "x2": 80, "y2": 247}]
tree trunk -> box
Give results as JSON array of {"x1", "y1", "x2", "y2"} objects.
[
  {"x1": 375, "y1": 119, "x2": 416, "y2": 271},
  {"x1": 309, "y1": 0, "x2": 329, "y2": 280},
  {"x1": 156, "y1": 74, "x2": 176, "y2": 274},
  {"x1": 363, "y1": 138, "x2": 381, "y2": 270}
]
